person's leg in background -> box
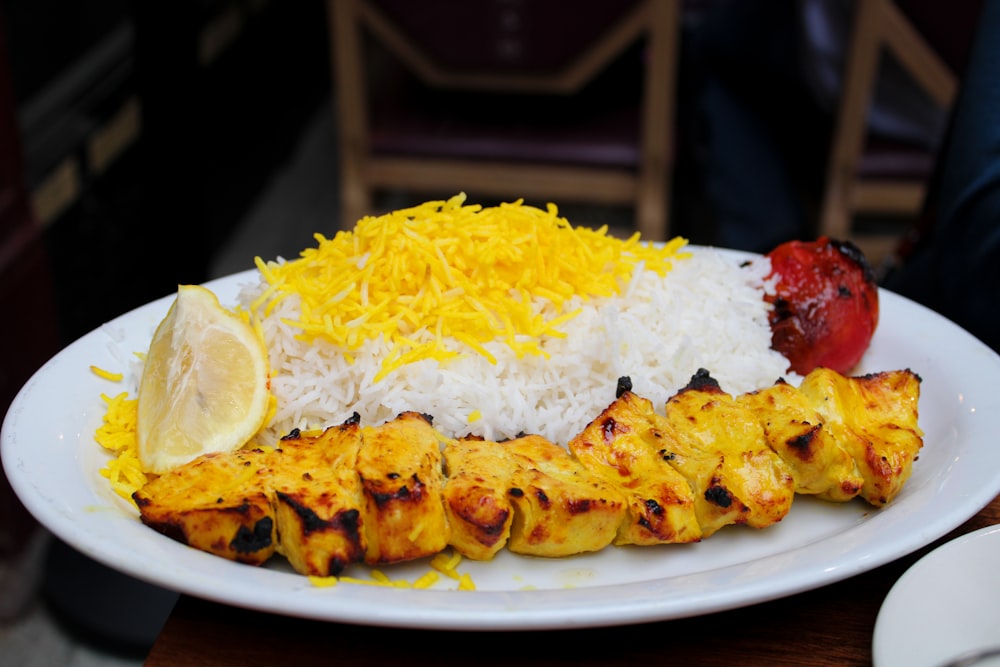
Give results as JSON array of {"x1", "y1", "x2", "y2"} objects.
[
  {"x1": 697, "y1": 76, "x2": 805, "y2": 252},
  {"x1": 681, "y1": 0, "x2": 830, "y2": 253},
  {"x1": 882, "y1": 1, "x2": 1000, "y2": 353}
]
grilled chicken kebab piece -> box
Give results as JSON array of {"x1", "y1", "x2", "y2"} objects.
[
  {"x1": 133, "y1": 367, "x2": 922, "y2": 576},
  {"x1": 572, "y1": 373, "x2": 796, "y2": 541},
  {"x1": 135, "y1": 412, "x2": 453, "y2": 576},
  {"x1": 444, "y1": 433, "x2": 628, "y2": 559}
]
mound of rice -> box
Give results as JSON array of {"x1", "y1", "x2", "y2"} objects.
[{"x1": 240, "y1": 194, "x2": 794, "y2": 447}]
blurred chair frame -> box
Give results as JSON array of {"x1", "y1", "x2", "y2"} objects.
[
  {"x1": 328, "y1": 0, "x2": 680, "y2": 240},
  {"x1": 817, "y1": 0, "x2": 959, "y2": 261}
]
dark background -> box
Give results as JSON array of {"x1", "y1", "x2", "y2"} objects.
[
  {"x1": 0, "y1": 0, "x2": 330, "y2": 562},
  {"x1": 2, "y1": 0, "x2": 330, "y2": 346}
]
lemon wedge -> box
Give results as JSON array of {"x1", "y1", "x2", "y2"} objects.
[{"x1": 136, "y1": 284, "x2": 270, "y2": 474}]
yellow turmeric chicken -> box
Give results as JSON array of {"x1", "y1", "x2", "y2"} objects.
[
  {"x1": 502, "y1": 434, "x2": 628, "y2": 558},
  {"x1": 441, "y1": 436, "x2": 517, "y2": 560},
  {"x1": 568, "y1": 381, "x2": 702, "y2": 546},
  {"x1": 738, "y1": 378, "x2": 865, "y2": 502},
  {"x1": 443, "y1": 434, "x2": 628, "y2": 559},
  {"x1": 797, "y1": 367, "x2": 923, "y2": 506},
  {"x1": 356, "y1": 411, "x2": 451, "y2": 565},
  {"x1": 269, "y1": 418, "x2": 366, "y2": 577},
  {"x1": 133, "y1": 447, "x2": 276, "y2": 566},
  {"x1": 132, "y1": 366, "x2": 922, "y2": 574},
  {"x1": 655, "y1": 370, "x2": 797, "y2": 537}
]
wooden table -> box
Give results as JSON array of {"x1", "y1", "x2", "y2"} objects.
[{"x1": 146, "y1": 494, "x2": 999, "y2": 667}]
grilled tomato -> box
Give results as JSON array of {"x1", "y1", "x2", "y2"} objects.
[{"x1": 765, "y1": 237, "x2": 879, "y2": 375}]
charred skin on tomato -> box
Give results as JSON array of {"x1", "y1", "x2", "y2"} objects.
[{"x1": 765, "y1": 237, "x2": 879, "y2": 375}]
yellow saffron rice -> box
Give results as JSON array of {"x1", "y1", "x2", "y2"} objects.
[
  {"x1": 95, "y1": 391, "x2": 147, "y2": 501},
  {"x1": 90, "y1": 365, "x2": 124, "y2": 382},
  {"x1": 306, "y1": 549, "x2": 470, "y2": 590},
  {"x1": 252, "y1": 193, "x2": 689, "y2": 381}
]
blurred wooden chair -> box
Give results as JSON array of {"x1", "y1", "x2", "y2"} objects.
[
  {"x1": 817, "y1": 0, "x2": 980, "y2": 262},
  {"x1": 327, "y1": 0, "x2": 680, "y2": 240}
]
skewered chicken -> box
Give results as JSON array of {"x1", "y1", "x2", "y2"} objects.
[
  {"x1": 797, "y1": 367, "x2": 922, "y2": 506},
  {"x1": 356, "y1": 411, "x2": 451, "y2": 565},
  {"x1": 441, "y1": 436, "x2": 516, "y2": 560},
  {"x1": 135, "y1": 411, "x2": 451, "y2": 576},
  {"x1": 269, "y1": 417, "x2": 366, "y2": 577},
  {"x1": 568, "y1": 381, "x2": 703, "y2": 546},
  {"x1": 502, "y1": 434, "x2": 628, "y2": 558},
  {"x1": 738, "y1": 378, "x2": 864, "y2": 502},
  {"x1": 133, "y1": 366, "x2": 922, "y2": 575},
  {"x1": 443, "y1": 434, "x2": 628, "y2": 559},
  {"x1": 133, "y1": 447, "x2": 276, "y2": 566},
  {"x1": 654, "y1": 371, "x2": 797, "y2": 537}
]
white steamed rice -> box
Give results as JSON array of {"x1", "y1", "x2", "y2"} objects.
[{"x1": 240, "y1": 246, "x2": 795, "y2": 447}]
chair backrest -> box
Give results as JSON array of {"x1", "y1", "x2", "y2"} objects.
[
  {"x1": 329, "y1": 0, "x2": 681, "y2": 240},
  {"x1": 895, "y1": 0, "x2": 980, "y2": 75},
  {"x1": 350, "y1": 0, "x2": 652, "y2": 94},
  {"x1": 370, "y1": 0, "x2": 643, "y2": 76},
  {"x1": 816, "y1": 0, "x2": 982, "y2": 265}
]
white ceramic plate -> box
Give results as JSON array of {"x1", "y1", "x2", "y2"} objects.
[
  {"x1": 873, "y1": 524, "x2": 1000, "y2": 667},
  {"x1": 5, "y1": 268, "x2": 1000, "y2": 631}
]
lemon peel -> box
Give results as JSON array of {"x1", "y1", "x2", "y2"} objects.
[{"x1": 136, "y1": 284, "x2": 271, "y2": 473}]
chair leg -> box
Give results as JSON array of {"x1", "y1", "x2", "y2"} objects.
[
  {"x1": 637, "y1": 180, "x2": 669, "y2": 242},
  {"x1": 340, "y1": 176, "x2": 371, "y2": 230},
  {"x1": 635, "y1": 0, "x2": 679, "y2": 242},
  {"x1": 329, "y1": 0, "x2": 372, "y2": 230},
  {"x1": 817, "y1": 0, "x2": 883, "y2": 242},
  {"x1": 818, "y1": 171, "x2": 852, "y2": 241}
]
